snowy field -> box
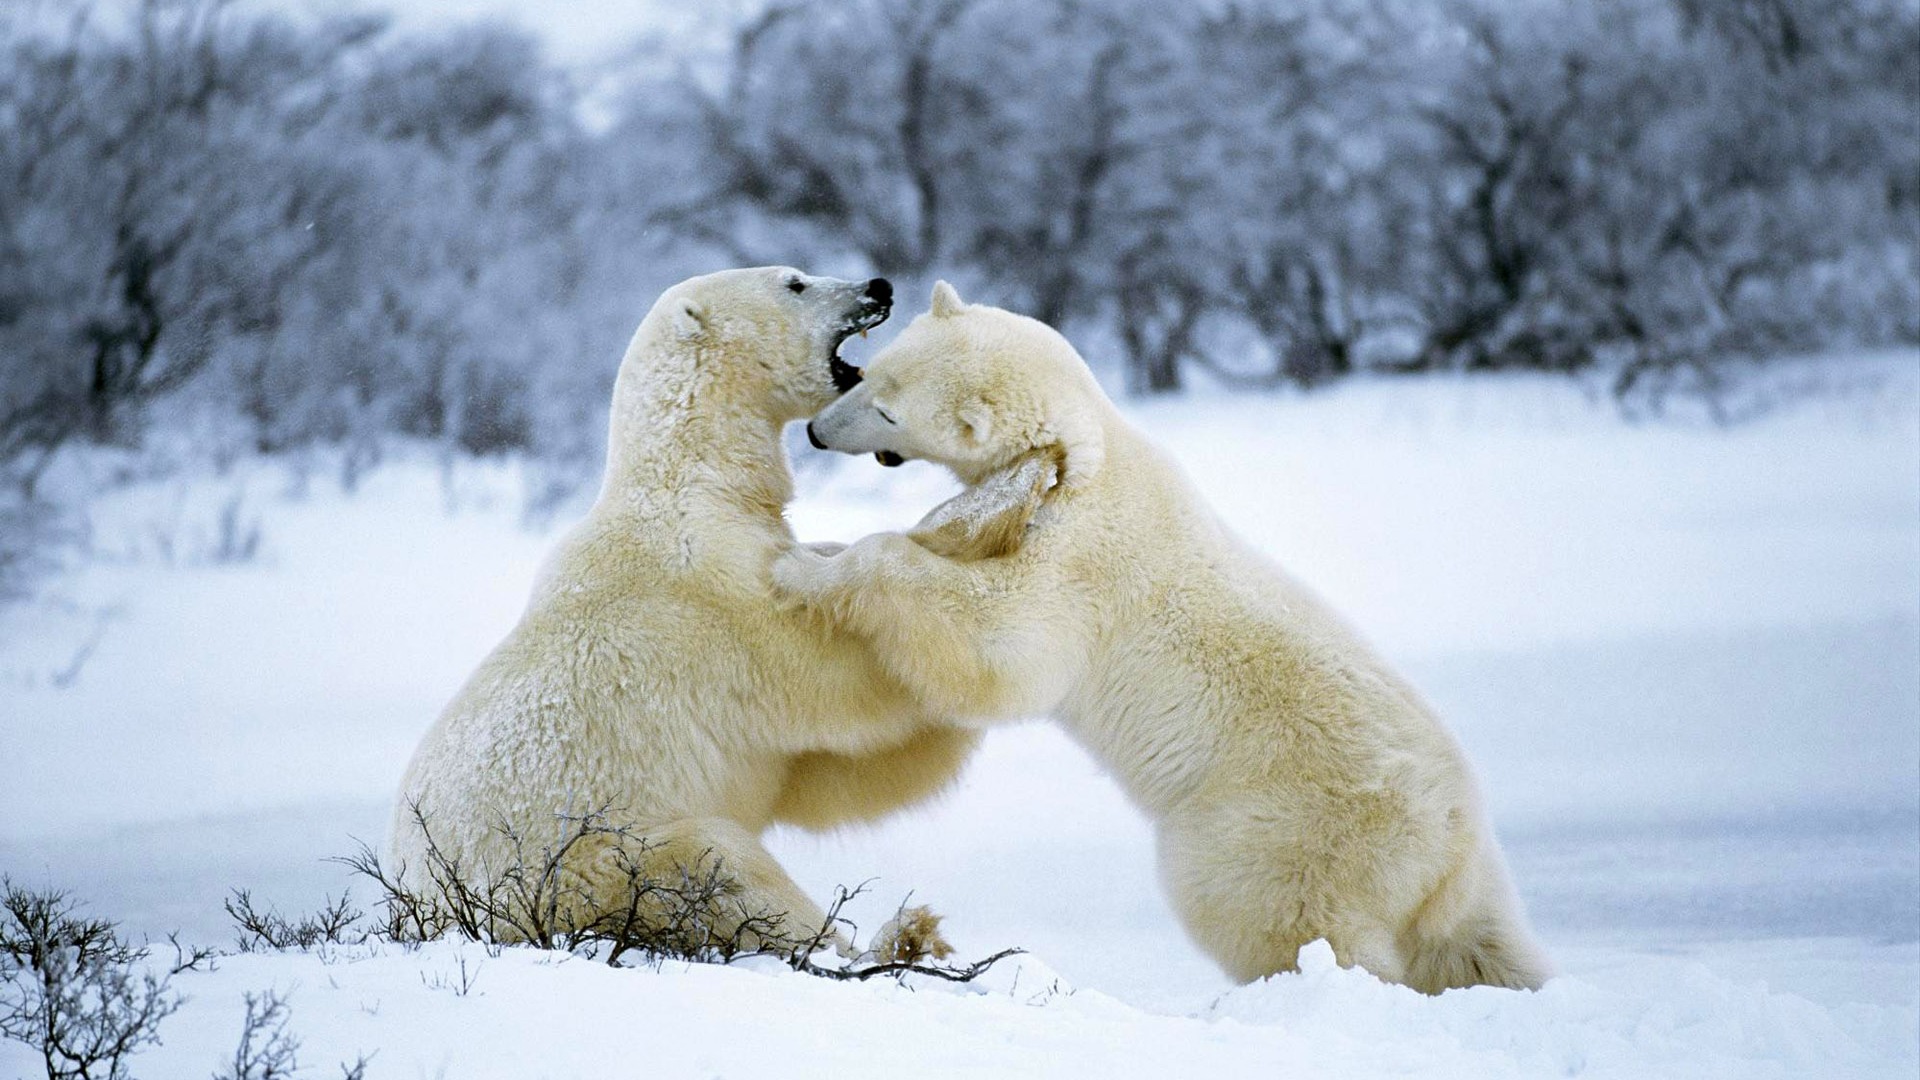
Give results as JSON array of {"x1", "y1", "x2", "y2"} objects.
[{"x1": 2, "y1": 357, "x2": 1917, "y2": 1077}]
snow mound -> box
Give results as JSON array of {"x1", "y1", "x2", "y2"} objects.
[
  {"x1": 4, "y1": 940, "x2": 1910, "y2": 1080},
  {"x1": 1204, "y1": 940, "x2": 1915, "y2": 1080}
]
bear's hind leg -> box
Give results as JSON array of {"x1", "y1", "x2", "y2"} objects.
[
  {"x1": 619, "y1": 817, "x2": 845, "y2": 956},
  {"x1": 1158, "y1": 814, "x2": 1413, "y2": 986},
  {"x1": 1157, "y1": 825, "x2": 1322, "y2": 983}
]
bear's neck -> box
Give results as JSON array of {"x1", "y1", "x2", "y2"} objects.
[{"x1": 598, "y1": 372, "x2": 795, "y2": 535}]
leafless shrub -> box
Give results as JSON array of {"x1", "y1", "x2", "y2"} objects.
[
  {"x1": 1610, "y1": 351, "x2": 1793, "y2": 427},
  {"x1": 215, "y1": 990, "x2": 299, "y2": 1080},
  {"x1": 138, "y1": 487, "x2": 265, "y2": 569},
  {"x1": 0, "y1": 495, "x2": 79, "y2": 604},
  {"x1": 786, "y1": 882, "x2": 1023, "y2": 985},
  {"x1": 336, "y1": 802, "x2": 789, "y2": 966},
  {"x1": 225, "y1": 892, "x2": 368, "y2": 954},
  {"x1": 334, "y1": 803, "x2": 1021, "y2": 982},
  {"x1": 208, "y1": 489, "x2": 263, "y2": 565},
  {"x1": 164, "y1": 932, "x2": 217, "y2": 976},
  {"x1": 418, "y1": 955, "x2": 479, "y2": 997},
  {"x1": 0, "y1": 879, "x2": 181, "y2": 1080},
  {"x1": 48, "y1": 608, "x2": 114, "y2": 691},
  {"x1": 1, "y1": 881, "x2": 372, "y2": 1080},
  {"x1": 213, "y1": 989, "x2": 371, "y2": 1080}
]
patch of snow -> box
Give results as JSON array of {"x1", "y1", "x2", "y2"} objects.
[{"x1": 1, "y1": 938, "x2": 1908, "y2": 1079}]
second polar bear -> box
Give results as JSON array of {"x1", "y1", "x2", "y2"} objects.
[
  {"x1": 776, "y1": 282, "x2": 1551, "y2": 992},
  {"x1": 391, "y1": 269, "x2": 976, "y2": 953}
]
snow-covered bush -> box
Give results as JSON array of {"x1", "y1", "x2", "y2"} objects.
[{"x1": 0, "y1": 880, "x2": 183, "y2": 1080}]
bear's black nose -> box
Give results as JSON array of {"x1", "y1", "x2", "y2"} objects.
[
  {"x1": 865, "y1": 278, "x2": 892, "y2": 305},
  {"x1": 806, "y1": 422, "x2": 828, "y2": 450}
]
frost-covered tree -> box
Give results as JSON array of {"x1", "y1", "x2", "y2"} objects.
[
  {"x1": 669, "y1": 0, "x2": 991, "y2": 277},
  {"x1": 0, "y1": 0, "x2": 1912, "y2": 489},
  {"x1": 0, "y1": 1, "x2": 388, "y2": 481}
]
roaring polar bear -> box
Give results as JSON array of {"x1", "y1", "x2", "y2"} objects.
[
  {"x1": 391, "y1": 269, "x2": 976, "y2": 951},
  {"x1": 775, "y1": 282, "x2": 1551, "y2": 992}
]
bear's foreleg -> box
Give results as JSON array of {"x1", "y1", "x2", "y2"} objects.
[{"x1": 774, "y1": 533, "x2": 1069, "y2": 722}]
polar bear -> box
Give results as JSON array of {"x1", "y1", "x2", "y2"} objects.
[
  {"x1": 390, "y1": 268, "x2": 977, "y2": 951},
  {"x1": 775, "y1": 282, "x2": 1551, "y2": 992}
]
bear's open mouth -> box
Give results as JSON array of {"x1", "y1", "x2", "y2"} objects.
[
  {"x1": 829, "y1": 352, "x2": 863, "y2": 394},
  {"x1": 874, "y1": 450, "x2": 905, "y2": 467},
  {"x1": 828, "y1": 297, "x2": 892, "y2": 393}
]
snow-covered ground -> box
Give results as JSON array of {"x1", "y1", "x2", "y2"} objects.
[{"x1": 3, "y1": 357, "x2": 1916, "y2": 1077}]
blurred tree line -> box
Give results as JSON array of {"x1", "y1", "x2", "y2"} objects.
[{"x1": 1, "y1": 0, "x2": 1914, "y2": 492}]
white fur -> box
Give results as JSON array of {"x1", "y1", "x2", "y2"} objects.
[
  {"x1": 778, "y1": 283, "x2": 1552, "y2": 991},
  {"x1": 390, "y1": 268, "x2": 976, "y2": 947}
]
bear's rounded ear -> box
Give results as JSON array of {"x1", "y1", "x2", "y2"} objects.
[
  {"x1": 958, "y1": 401, "x2": 993, "y2": 446},
  {"x1": 672, "y1": 299, "x2": 709, "y2": 340},
  {"x1": 929, "y1": 280, "x2": 966, "y2": 318}
]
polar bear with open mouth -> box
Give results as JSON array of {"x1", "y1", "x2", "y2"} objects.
[{"x1": 392, "y1": 269, "x2": 976, "y2": 953}]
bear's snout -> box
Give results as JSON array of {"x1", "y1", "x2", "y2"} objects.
[{"x1": 865, "y1": 278, "x2": 893, "y2": 305}]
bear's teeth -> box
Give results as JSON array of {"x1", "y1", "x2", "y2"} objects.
[{"x1": 859, "y1": 328, "x2": 868, "y2": 338}]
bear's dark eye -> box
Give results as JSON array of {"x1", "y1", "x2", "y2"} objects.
[{"x1": 787, "y1": 278, "x2": 806, "y2": 294}]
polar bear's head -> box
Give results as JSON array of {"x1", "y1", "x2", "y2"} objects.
[
  {"x1": 641, "y1": 266, "x2": 893, "y2": 421},
  {"x1": 805, "y1": 281, "x2": 1107, "y2": 488}
]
